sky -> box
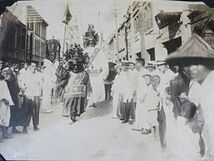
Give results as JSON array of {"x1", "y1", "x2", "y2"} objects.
[
  {"x1": 11, "y1": 0, "x2": 205, "y2": 45},
  {"x1": 17, "y1": 0, "x2": 133, "y2": 43}
]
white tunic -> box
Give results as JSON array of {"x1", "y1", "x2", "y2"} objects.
[
  {"x1": 199, "y1": 71, "x2": 214, "y2": 158},
  {"x1": 111, "y1": 73, "x2": 123, "y2": 118},
  {"x1": 24, "y1": 71, "x2": 42, "y2": 97},
  {"x1": 0, "y1": 80, "x2": 14, "y2": 127},
  {"x1": 86, "y1": 47, "x2": 109, "y2": 105},
  {"x1": 119, "y1": 71, "x2": 133, "y2": 102},
  {"x1": 139, "y1": 84, "x2": 159, "y2": 129},
  {"x1": 18, "y1": 68, "x2": 29, "y2": 90},
  {"x1": 134, "y1": 72, "x2": 147, "y2": 129},
  {"x1": 41, "y1": 63, "x2": 56, "y2": 112}
]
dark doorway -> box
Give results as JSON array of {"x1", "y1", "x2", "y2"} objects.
[
  {"x1": 147, "y1": 48, "x2": 155, "y2": 61},
  {"x1": 163, "y1": 37, "x2": 182, "y2": 55}
]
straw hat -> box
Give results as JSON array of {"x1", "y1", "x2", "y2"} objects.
[{"x1": 165, "y1": 34, "x2": 214, "y2": 64}]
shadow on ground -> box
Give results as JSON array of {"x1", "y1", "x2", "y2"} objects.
[{"x1": 81, "y1": 100, "x2": 113, "y2": 120}]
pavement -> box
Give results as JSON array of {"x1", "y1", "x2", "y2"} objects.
[{"x1": 0, "y1": 100, "x2": 201, "y2": 161}]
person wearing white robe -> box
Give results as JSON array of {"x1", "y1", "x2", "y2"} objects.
[
  {"x1": 139, "y1": 71, "x2": 156, "y2": 134},
  {"x1": 0, "y1": 79, "x2": 14, "y2": 126},
  {"x1": 149, "y1": 71, "x2": 162, "y2": 137},
  {"x1": 85, "y1": 47, "x2": 109, "y2": 108},
  {"x1": 198, "y1": 71, "x2": 214, "y2": 160},
  {"x1": 131, "y1": 58, "x2": 147, "y2": 131},
  {"x1": 0, "y1": 74, "x2": 14, "y2": 141},
  {"x1": 133, "y1": 73, "x2": 146, "y2": 130},
  {"x1": 41, "y1": 59, "x2": 56, "y2": 113},
  {"x1": 111, "y1": 65, "x2": 122, "y2": 119}
]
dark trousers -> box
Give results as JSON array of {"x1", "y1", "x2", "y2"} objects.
[
  {"x1": 24, "y1": 96, "x2": 40, "y2": 128},
  {"x1": 130, "y1": 102, "x2": 136, "y2": 121},
  {"x1": 104, "y1": 84, "x2": 112, "y2": 100},
  {"x1": 121, "y1": 100, "x2": 134, "y2": 122},
  {"x1": 0, "y1": 126, "x2": 7, "y2": 137},
  {"x1": 9, "y1": 105, "x2": 22, "y2": 127},
  {"x1": 121, "y1": 100, "x2": 136, "y2": 121}
]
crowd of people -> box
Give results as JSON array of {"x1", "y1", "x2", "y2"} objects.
[
  {"x1": 0, "y1": 59, "x2": 57, "y2": 143},
  {"x1": 0, "y1": 41, "x2": 104, "y2": 143},
  {"x1": 1, "y1": 32, "x2": 214, "y2": 161},
  {"x1": 111, "y1": 58, "x2": 175, "y2": 138},
  {"x1": 111, "y1": 34, "x2": 214, "y2": 161}
]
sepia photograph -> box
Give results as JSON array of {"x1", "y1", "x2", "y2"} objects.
[{"x1": 0, "y1": 0, "x2": 213, "y2": 160}]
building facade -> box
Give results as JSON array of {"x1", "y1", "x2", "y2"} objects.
[
  {"x1": 108, "y1": 1, "x2": 153, "y2": 63},
  {"x1": 26, "y1": 6, "x2": 48, "y2": 65},
  {"x1": 108, "y1": 1, "x2": 213, "y2": 64},
  {"x1": 7, "y1": 3, "x2": 48, "y2": 65},
  {"x1": 0, "y1": 8, "x2": 26, "y2": 63}
]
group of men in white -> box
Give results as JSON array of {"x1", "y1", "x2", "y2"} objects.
[
  {"x1": 112, "y1": 34, "x2": 214, "y2": 161},
  {"x1": 111, "y1": 57, "x2": 175, "y2": 136}
]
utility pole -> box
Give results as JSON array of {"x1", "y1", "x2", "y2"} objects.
[{"x1": 111, "y1": 4, "x2": 120, "y2": 62}]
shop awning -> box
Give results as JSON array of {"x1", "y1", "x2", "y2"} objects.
[{"x1": 155, "y1": 12, "x2": 182, "y2": 29}]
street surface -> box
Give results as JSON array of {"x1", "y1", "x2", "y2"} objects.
[{"x1": 0, "y1": 100, "x2": 194, "y2": 161}]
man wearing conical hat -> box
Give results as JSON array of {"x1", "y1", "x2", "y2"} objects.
[{"x1": 166, "y1": 33, "x2": 214, "y2": 160}]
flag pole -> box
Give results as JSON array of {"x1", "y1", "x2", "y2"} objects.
[
  {"x1": 62, "y1": 3, "x2": 72, "y2": 55},
  {"x1": 62, "y1": 24, "x2": 66, "y2": 54}
]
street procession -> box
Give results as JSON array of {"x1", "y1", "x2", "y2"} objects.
[{"x1": 0, "y1": 0, "x2": 214, "y2": 160}]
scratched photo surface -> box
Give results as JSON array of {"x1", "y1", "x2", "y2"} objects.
[{"x1": 0, "y1": 0, "x2": 213, "y2": 160}]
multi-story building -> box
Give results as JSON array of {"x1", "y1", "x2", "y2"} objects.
[
  {"x1": 26, "y1": 6, "x2": 48, "y2": 65},
  {"x1": 145, "y1": 1, "x2": 214, "y2": 61},
  {"x1": 7, "y1": 3, "x2": 48, "y2": 65},
  {"x1": 109, "y1": 1, "x2": 213, "y2": 64},
  {"x1": 108, "y1": 1, "x2": 153, "y2": 63},
  {"x1": 0, "y1": 7, "x2": 26, "y2": 63}
]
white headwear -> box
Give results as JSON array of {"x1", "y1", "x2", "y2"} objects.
[{"x1": 142, "y1": 69, "x2": 152, "y2": 77}]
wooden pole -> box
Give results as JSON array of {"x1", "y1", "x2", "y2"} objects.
[{"x1": 62, "y1": 23, "x2": 67, "y2": 54}]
